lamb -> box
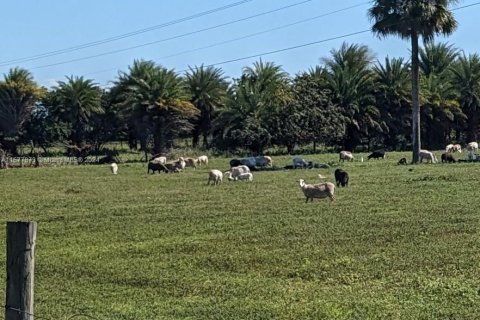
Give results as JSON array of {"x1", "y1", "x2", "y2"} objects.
[
  {"x1": 441, "y1": 152, "x2": 456, "y2": 163},
  {"x1": 298, "y1": 179, "x2": 335, "y2": 202},
  {"x1": 235, "y1": 172, "x2": 253, "y2": 182},
  {"x1": 110, "y1": 162, "x2": 118, "y2": 175},
  {"x1": 419, "y1": 149, "x2": 437, "y2": 163},
  {"x1": 466, "y1": 142, "x2": 478, "y2": 152},
  {"x1": 184, "y1": 157, "x2": 198, "y2": 169},
  {"x1": 151, "y1": 156, "x2": 166, "y2": 164},
  {"x1": 293, "y1": 157, "x2": 308, "y2": 169},
  {"x1": 207, "y1": 169, "x2": 223, "y2": 185},
  {"x1": 163, "y1": 162, "x2": 181, "y2": 173},
  {"x1": 446, "y1": 144, "x2": 462, "y2": 153},
  {"x1": 225, "y1": 165, "x2": 250, "y2": 181},
  {"x1": 339, "y1": 151, "x2": 354, "y2": 162},
  {"x1": 334, "y1": 169, "x2": 349, "y2": 187},
  {"x1": 197, "y1": 155, "x2": 208, "y2": 166},
  {"x1": 148, "y1": 162, "x2": 169, "y2": 174}
]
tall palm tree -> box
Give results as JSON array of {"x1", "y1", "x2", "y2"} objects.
[
  {"x1": 450, "y1": 53, "x2": 480, "y2": 142},
  {"x1": 184, "y1": 65, "x2": 228, "y2": 148},
  {"x1": 322, "y1": 42, "x2": 383, "y2": 151},
  {"x1": 369, "y1": 0, "x2": 458, "y2": 162},
  {"x1": 114, "y1": 60, "x2": 197, "y2": 154},
  {"x1": 53, "y1": 76, "x2": 103, "y2": 148},
  {"x1": 373, "y1": 57, "x2": 412, "y2": 149},
  {"x1": 0, "y1": 67, "x2": 44, "y2": 154}
]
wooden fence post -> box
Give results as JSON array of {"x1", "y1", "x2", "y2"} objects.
[{"x1": 5, "y1": 221, "x2": 37, "y2": 320}]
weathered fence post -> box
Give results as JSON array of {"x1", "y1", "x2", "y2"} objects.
[{"x1": 5, "y1": 221, "x2": 37, "y2": 320}]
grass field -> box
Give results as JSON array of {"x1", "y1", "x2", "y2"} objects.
[{"x1": 1, "y1": 152, "x2": 479, "y2": 320}]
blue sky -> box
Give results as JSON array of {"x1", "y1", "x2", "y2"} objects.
[{"x1": 1, "y1": 0, "x2": 478, "y2": 88}]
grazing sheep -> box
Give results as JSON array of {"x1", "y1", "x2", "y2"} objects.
[
  {"x1": 236, "y1": 172, "x2": 253, "y2": 182},
  {"x1": 184, "y1": 157, "x2": 198, "y2": 169},
  {"x1": 339, "y1": 151, "x2": 354, "y2": 162},
  {"x1": 151, "y1": 156, "x2": 166, "y2": 164},
  {"x1": 466, "y1": 142, "x2": 478, "y2": 152},
  {"x1": 441, "y1": 152, "x2": 457, "y2": 163},
  {"x1": 197, "y1": 155, "x2": 208, "y2": 166},
  {"x1": 419, "y1": 149, "x2": 437, "y2": 163},
  {"x1": 368, "y1": 149, "x2": 386, "y2": 160},
  {"x1": 334, "y1": 169, "x2": 349, "y2": 187},
  {"x1": 397, "y1": 157, "x2": 407, "y2": 165},
  {"x1": 110, "y1": 162, "x2": 118, "y2": 175},
  {"x1": 293, "y1": 157, "x2": 308, "y2": 169},
  {"x1": 148, "y1": 162, "x2": 169, "y2": 174},
  {"x1": 176, "y1": 157, "x2": 186, "y2": 170},
  {"x1": 225, "y1": 165, "x2": 251, "y2": 181},
  {"x1": 298, "y1": 179, "x2": 335, "y2": 202},
  {"x1": 163, "y1": 162, "x2": 181, "y2": 173},
  {"x1": 207, "y1": 169, "x2": 223, "y2": 185},
  {"x1": 230, "y1": 159, "x2": 242, "y2": 168}
]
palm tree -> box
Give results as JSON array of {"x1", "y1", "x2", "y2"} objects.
[
  {"x1": 114, "y1": 60, "x2": 197, "y2": 154},
  {"x1": 184, "y1": 65, "x2": 228, "y2": 148},
  {"x1": 322, "y1": 42, "x2": 383, "y2": 151},
  {"x1": 52, "y1": 76, "x2": 103, "y2": 148},
  {"x1": 0, "y1": 68, "x2": 44, "y2": 154},
  {"x1": 450, "y1": 53, "x2": 480, "y2": 142},
  {"x1": 373, "y1": 57, "x2": 412, "y2": 149},
  {"x1": 419, "y1": 42, "x2": 458, "y2": 77},
  {"x1": 369, "y1": 0, "x2": 458, "y2": 163}
]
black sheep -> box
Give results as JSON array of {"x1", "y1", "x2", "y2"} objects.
[
  {"x1": 397, "y1": 157, "x2": 407, "y2": 165},
  {"x1": 148, "y1": 162, "x2": 169, "y2": 174},
  {"x1": 441, "y1": 152, "x2": 457, "y2": 163},
  {"x1": 368, "y1": 149, "x2": 386, "y2": 160},
  {"x1": 229, "y1": 159, "x2": 242, "y2": 168},
  {"x1": 334, "y1": 169, "x2": 349, "y2": 187}
]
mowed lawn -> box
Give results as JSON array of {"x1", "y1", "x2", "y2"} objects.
[{"x1": 1, "y1": 152, "x2": 479, "y2": 320}]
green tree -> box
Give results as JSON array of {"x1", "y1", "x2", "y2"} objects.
[
  {"x1": 450, "y1": 53, "x2": 480, "y2": 142},
  {"x1": 185, "y1": 65, "x2": 228, "y2": 148},
  {"x1": 369, "y1": 0, "x2": 458, "y2": 162},
  {"x1": 0, "y1": 67, "x2": 44, "y2": 154},
  {"x1": 322, "y1": 43, "x2": 383, "y2": 151},
  {"x1": 52, "y1": 76, "x2": 103, "y2": 149},
  {"x1": 114, "y1": 60, "x2": 197, "y2": 154}
]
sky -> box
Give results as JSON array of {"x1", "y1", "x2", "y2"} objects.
[{"x1": 1, "y1": 0, "x2": 479, "y2": 89}]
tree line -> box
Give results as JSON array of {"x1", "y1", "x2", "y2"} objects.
[{"x1": 0, "y1": 41, "x2": 479, "y2": 159}]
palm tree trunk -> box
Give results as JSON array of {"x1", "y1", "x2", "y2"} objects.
[{"x1": 411, "y1": 32, "x2": 421, "y2": 163}]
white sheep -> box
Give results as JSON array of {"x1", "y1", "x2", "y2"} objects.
[
  {"x1": 235, "y1": 172, "x2": 253, "y2": 182},
  {"x1": 197, "y1": 155, "x2": 208, "y2": 166},
  {"x1": 151, "y1": 156, "x2": 166, "y2": 164},
  {"x1": 110, "y1": 162, "x2": 118, "y2": 175},
  {"x1": 225, "y1": 165, "x2": 250, "y2": 181},
  {"x1": 184, "y1": 157, "x2": 198, "y2": 169},
  {"x1": 298, "y1": 179, "x2": 335, "y2": 202},
  {"x1": 419, "y1": 149, "x2": 437, "y2": 163},
  {"x1": 339, "y1": 151, "x2": 354, "y2": 162},
  {"x1": 255, "y1": 156, "x2": 272, "y2": 168},
  {"x1": 446, "y1": 144, "x2": 462, "y2": 153},
  {"x1": 466, "y1": 142, "x2": 478, "y2": 152},
  {"x1": 207, "y1": 169, "x2": 223, "y2": 185},
  {"x1": 176, "y1": 157, "x2": 186, "y2": 170}
]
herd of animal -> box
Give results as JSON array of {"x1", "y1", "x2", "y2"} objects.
[{"x1": 107, "y1": 141, "x2": 479, "y2": 203}]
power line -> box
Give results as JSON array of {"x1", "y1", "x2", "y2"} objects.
[
  {"x1": 27, "y1": 0, "x2": 313, "y2": 70},
  {"x1": 0, "y1": 0, "x2": 255, "y2": 66},
  {"x1": 83, "y1": 1, "x2": 370, "y2": 77}
]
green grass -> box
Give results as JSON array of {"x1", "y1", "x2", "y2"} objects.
[{"x1": 1, "y1": 152, "x2": 479, "y2": 319}]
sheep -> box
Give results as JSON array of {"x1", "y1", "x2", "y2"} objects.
[
  {"x1": 207, "y1": 169, "x2": 223, "y2": 185},
  {"x1": 298, "y1": 179, "x2": 335, "y2": 202},
  {"x1": 163, "y1": 162, "x2": 181, "y2": 173},
  {"x1": 397, "y1": 157, "x2": 407, "y2": 165},
  {"x1": 110, "y1": 162, "x2": 118, "y2": 175},
  {"x1": 197, "y1": 155, "x2": 208, "y2": 166},
  {"x1": 466, "y1": 142, "x2": 478, "y2": 152},
  {"x1": 441, "y1": 152, "x2": 456, "y2": 163},
  {"x1": 334, "y1": 169, "x2": 349, "y2": 187},
  {"x1": 339, "y1": 151, "x2": 354, "y2": 162},
  {"x1": 148, "y1": 162, "x2": 169, "y2": 174},
  {"x1": 236, "y1": 172, "x2": 253, "y2": 182},
  {"x1": 368, "y1": 149, "x2": 386, "y2": 160},
  {"x1": 184, "y1": 157, "x2": 198, "y2": 169},
  {"x1": 225, "y1": 165, "x2": 250, "y2": 181},
  {"x1": 446, "y1": 144, "x2": 462, "y2": 153},
  {"x1": 293, "y1": 157, "x2": 308, "y2": 169},
  {"x1": 255, "y1": 156, "x2": 272, "y2": 168},
  {"x1": 151, "y1": 156, "x2": 166, "y2": 164},
  {"x1": 176, "y1": 157, "x2": 186, "y2": 170},
  {"x1": 419, "y1": 149, "x2": 437, "y2": 163}
]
